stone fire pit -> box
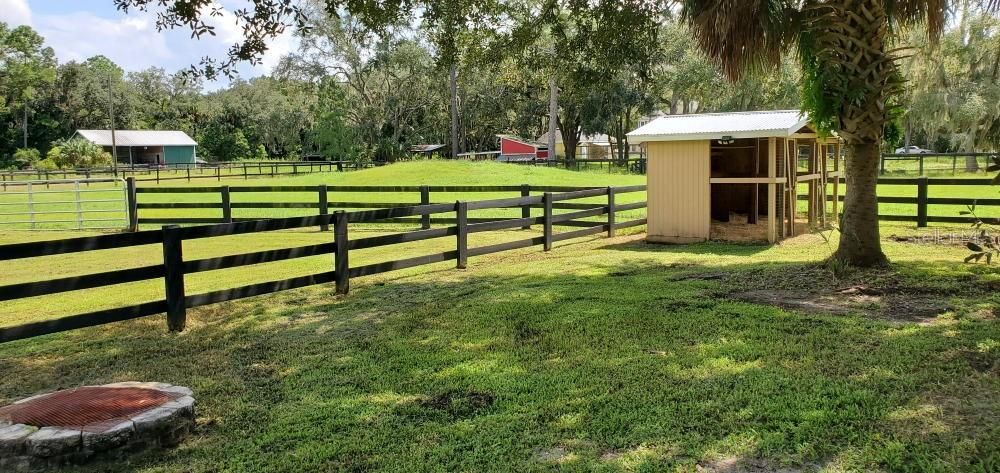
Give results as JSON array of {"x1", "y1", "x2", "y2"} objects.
[{"x1": 0, "y1": 382, "x2": 194, "y2": 471}]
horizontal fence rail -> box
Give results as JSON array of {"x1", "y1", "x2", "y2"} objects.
[
  {"x1": 127, "y1": 182, "x2": 632, "y2": 229},
  {"x1": 0, "y1": 178, "x2": 129, "y2": 230},
  {"x1": 1, "y1": 160, "x2": 377, "y2": 185},
  {"x1": 879, "y1": 152, "x2": 998, "y2": 176},
  {"x1": 0, "y1": 185, "x2": 647, "y2": 344},
  {"x1": 814, "y1": 176, "x2": 1000, "y2": 226}
]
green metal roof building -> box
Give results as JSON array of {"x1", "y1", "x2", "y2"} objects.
[{"x1": 74, "y1": 130, "x2": 198, "y2": 166}]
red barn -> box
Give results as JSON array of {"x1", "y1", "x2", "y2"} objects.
[{"x1": 497, "y1": 135, "x2": 548, "y2": 161}]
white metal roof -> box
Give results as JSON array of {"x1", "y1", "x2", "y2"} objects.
[
  {"x1": 74, "y1": 130, "x2": 197, "y2": 147},
  {"x1": 536, "y1": 131, "x2": 611, "y2": 146},
  {"x1": 626, "y1": 110, "x2": 811, "y2": 143}
]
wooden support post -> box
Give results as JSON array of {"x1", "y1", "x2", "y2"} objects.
[
  {"x1": 244, "y1": 164, "x2": 248, "y2": 180},
  {"x1": 820, "y1": 143, "x2": 828, "y2": 227},
  {"x1": 420, "y1": 185, "x2": 431, "y2": 230},
  {"x1": 807, "y1": 142, "x2": 816, "y2": 224},
  {"x1": 767, "y1": 138, "x2": 777, "y2": 243},
  {"x1": 607, "y1": 186, "x2": 616, "y2": 237},
  {"x1": 456, "y1": 201, "x2": 468, "y2": 269},
  {"x1": 162, "y1": 225, "x2": 186, "y2": 332},
  {"x1": 543, "y1": 192, "x2": 553, "y2": 251},
  {"x1": 334, "y1": 211, "x2": 349, "y2": 295},
  {"x1": 186, "y1": 167, "x2": 191, "y2": 182},
  {"x1": 917, "y1": 176, "x2": 929, "y2": 228},
  {"x1": 788, "y1": 139, "x2": 797, "y2": 236},
  {"x1": 833, "y1": 142, "x2": 841, "y2": 223},
  {"x1": 520, "y1": 184, "x2": 531, "y2": 230},
  {"x1": 319, "y1": 184, "x2": 330, "y2": 231},
  {"x1": 749, "y1": 139, "x2": 761, "y2": 225},
  {"x1": 221, "y1": 185, "x2": 232, "y2": 223},
  {"x1": 126, "y1": 177, "x2": 138, "y2": 232},
  {"x1": 918, "y1": 155, "x2": 925, "y2": 176},
  {"x1": 337, "y1": 161, "x2": 343, "y2": 172}
]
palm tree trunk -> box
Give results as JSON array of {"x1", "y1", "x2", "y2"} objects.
[{"x1": 833, "y1": 141, "x2": 888, "y2": 266}]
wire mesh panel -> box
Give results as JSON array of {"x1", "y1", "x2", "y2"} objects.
[{"x1": 0, "y1": 178, "x2": 128, "y2": 230}]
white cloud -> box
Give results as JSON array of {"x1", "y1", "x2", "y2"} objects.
[
  {"x1": 204, "y1": 2, "x2": 297, "y2": 74},
  {"x1": 17, "y1": 0, "x2": 297, "y2": 89},
  {"x1": 36, "y1": 11, "x2": 174, "y2": 69},
  {"x1": 0, "y1": 0, "x2": 32, "y2": 26}
]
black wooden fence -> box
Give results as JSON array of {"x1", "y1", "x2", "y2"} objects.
[
  {"x1": 128, "y1": 177, "x2": 997, "y2": 232},
  {"x1": 0, "y1": 185, "x2": 647, "y2": 344},
  {"x1": 125, "y1": 181, "x2": 639, "y2": 230},
  {"x1": 880, "y1": 152, "x2": 997, "y2": 176},
  {"x1": 807, "y1": 177, "x2": 1000, "y2": 226},
  {"x1": 1, "y1": 160, "x2": 372, "y2": 185}
]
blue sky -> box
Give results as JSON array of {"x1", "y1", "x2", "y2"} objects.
[{"x1": 0, "y1": 0, "x2": 294, "y2": 89}]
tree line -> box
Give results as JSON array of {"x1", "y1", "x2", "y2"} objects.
[
  {"x1": 1, "y1": 4, "x2": 997, "y2": 170},
  {"x1": 1, "y1": 7, "x2": 800, "y2": 169}
]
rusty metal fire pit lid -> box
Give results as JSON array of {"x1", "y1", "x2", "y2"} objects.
[
  {"x1": 0, "y1": 382, "x2": 195, "y2": 472},
  {"x1": 0, "y1": 386, "x2": 178, "y2": 429}
]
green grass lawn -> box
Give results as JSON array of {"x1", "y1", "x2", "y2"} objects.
[
  {"x1": 0, "y1": 161, "x2": 648, "y2": 231},
  {"x1": 2, "y1": 160, "x2": 997, "y2": 234},
  {"x1": 0, "y1": 231, "x2": 997, "y2": 472},
  {"x1": 0, "y1": 161, "x2": 998, "y2": 472}
]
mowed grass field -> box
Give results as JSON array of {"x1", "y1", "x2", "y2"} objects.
[
  {"x1": 1, "y1": 160, "x2": 997, "y2": 233},
  {"x1": 0, "y1": 161, "x2": 998, "y2": 472},
  {"x1": 0, "y1": 233, "x2": 998, "y2": 472}
]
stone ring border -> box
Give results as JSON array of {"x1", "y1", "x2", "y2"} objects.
[{"x1": 0, "y1": 382, "x2": 195, "y2": 471}]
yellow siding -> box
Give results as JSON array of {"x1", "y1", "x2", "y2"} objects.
[{"x1": 646, "y1": 140, "x2": 710, "y2": 243}]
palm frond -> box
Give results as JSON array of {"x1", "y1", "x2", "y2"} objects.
[
  {"x1": 885, "y1": 0, "x2": 948, "y2": 39},
  {"x1": 679, "y1": 0, "x2": 798, "y2": 80}
]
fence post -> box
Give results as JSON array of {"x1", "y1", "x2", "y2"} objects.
[
  {"x1": 27, "y1": 182, "x2": 35, "y2": 230},
  {"x1": 918, "y1": 155, "x2": 925, "y2": 176},
  {"x1": 916, "y1": 176, "x2": 928, "y2": 228},
  {"x1": 319, "y1": 184, "x2": 330, "y2": 231},
  {"x1": 126, "y1": 177, "x2": 138, "y2": 232},
  {"x1": 155, "y1": 167, "x2": 160, "y2": 184},
  {"x1": 543, "y1": 192, "x2": 553, "y2": 251},
  {"x1": 337, "y1": 161, "x2": 343, "y2": 172},
  {"x1": 221, "y1": 185, "x2": 232, "y2": 223},
  {"x1": 216, "y1": 167, "x2": 221, "y2": 181},
  {"x1": 520, "y1": 184, "x2": 531, "y2": 230},
  {"x1": 74, "y1": 181, "x2": 83, "y2": 230},
  {"x1": 243, "y1": 164, "x2": 248, "y2": 180},
  {"x1": 162, "y1": 225, "x2": 187, "y2": 332},
  {"x1": 334, "y1": 211, "x2": 350, "y2": 295},
  {"x1": 456, "y1": 201, "x2": 468, "y2": 269},
  {"x1": 607, "y1": 187, "x2": 616, "y2": 237},
  {"x1": 186, "y1": 167, "x2": 191, "y2": 182},
  {"x1": 420, "y1": 185, "x2": 431, "y2": 229}
]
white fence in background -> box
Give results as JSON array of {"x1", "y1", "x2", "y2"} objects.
[{"x1": 0, "y1": 178, "x2": 128, "y2": 230}]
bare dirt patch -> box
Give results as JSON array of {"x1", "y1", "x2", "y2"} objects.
[
  {"x1": 696, "y1": 456, "x2": 815, "y2": 472},
  {"x1": 536, "y1": 446, "x2": 570, "y2": 463},
  {"x1": 730, "y1": 289, "x2": 950, "y2": 323},
  {"x1": 417, "y1": 390, "x2": 494, "y2": 419}
]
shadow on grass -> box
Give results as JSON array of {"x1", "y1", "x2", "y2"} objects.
[
  {"x1": 596, "y1": 238, "x2": 773, "y2": 258},
  {"x1": 0, "y1": 258, "x2": 997, "y2": 472}
]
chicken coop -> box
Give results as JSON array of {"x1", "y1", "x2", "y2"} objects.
[{"x1": 627, "y1": 110, "x2": 843, "y2": 243}]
